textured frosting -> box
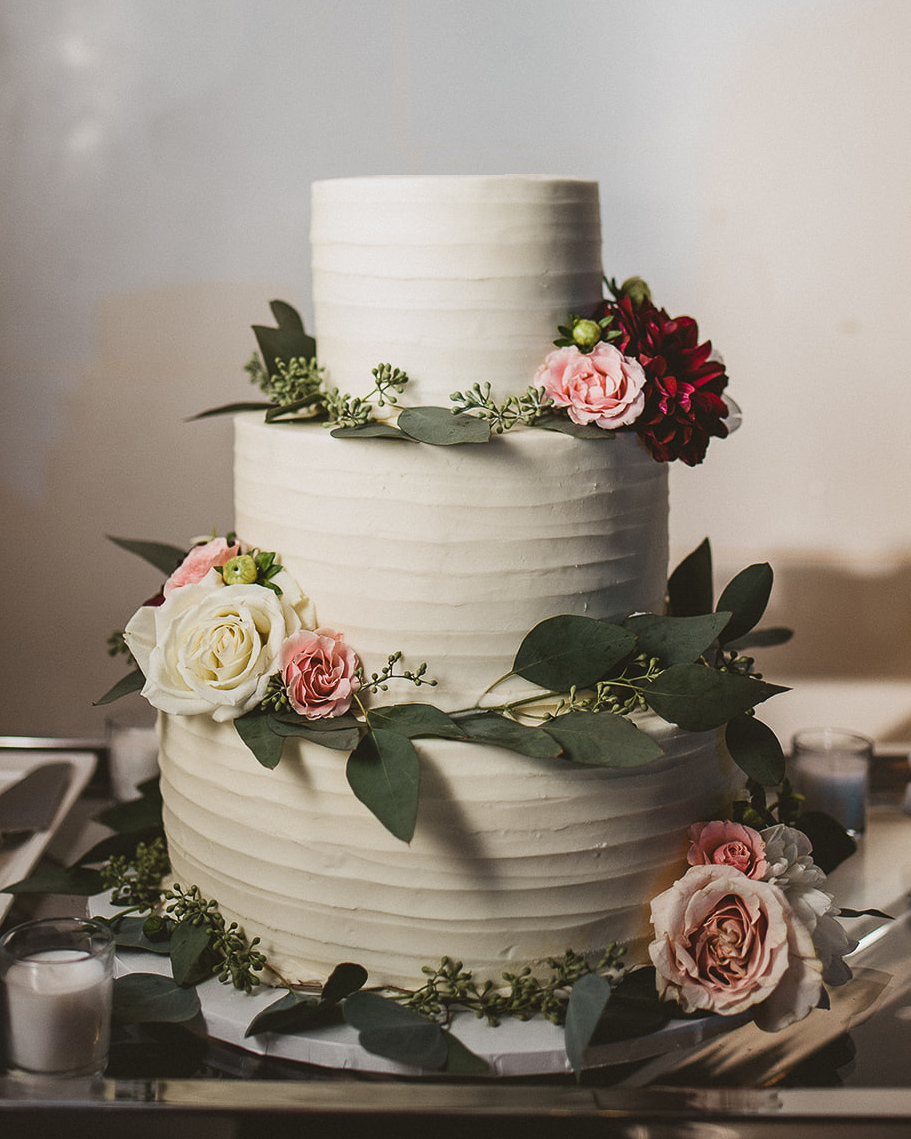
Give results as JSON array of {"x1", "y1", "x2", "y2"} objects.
[
  {"x1": 161, "y1": 712, "x2": 736, "y2": 988},
  {"x1": 234, "y1": 415, "x2": 668, "y2": 710},
  {"x1": 310, "y1": 176, "x2": 603, "y2": 404},
  {"x1": 158, "y1": 175, "x2": 730, "y2": 991}
]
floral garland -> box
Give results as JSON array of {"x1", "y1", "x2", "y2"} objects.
[{"x1": 195, "y1": 278, "x2": 734, "y2": 466}]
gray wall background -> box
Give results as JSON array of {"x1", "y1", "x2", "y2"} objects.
[{"x1": 3, "y1": 0, "x2": 910, "y2": 742}]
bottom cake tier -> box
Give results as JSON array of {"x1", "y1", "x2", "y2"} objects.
[{"x1": 159, "y1": 711, "x2": 739, "y2": 989}]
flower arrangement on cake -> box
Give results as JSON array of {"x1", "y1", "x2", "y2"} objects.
[
  {"x1": 72, "y1": 525, "x2": 864, "y2": 1074},
  {"x1": 196, "y1": 275, "x2": 733, "y2": 465}
]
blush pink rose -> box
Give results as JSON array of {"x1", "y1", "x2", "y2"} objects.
[
  {"x1": 535, "y1": 342, "x2": 646, "y2": 429},
  {"x1": 649, "y1": 864, "x2": 823, "y2": 1030},
  {"x1": 281, "y1": 627, "x2": 361, "y2": 719},
  {"x1": 163, "y1": 537, "x2": 241, "y2": 597},
  {"x1": 687, "y1": 820, "x2": 769, "y2": 881}
]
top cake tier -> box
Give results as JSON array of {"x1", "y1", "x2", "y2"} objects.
[{"x1": 310, "y1": 176, "x2": 603, "y2": 405}]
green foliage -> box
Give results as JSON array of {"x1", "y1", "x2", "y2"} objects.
[
  {"x1": 112, "y1": 973, "x2": 201, "y2": 1025},
  {"x1": 565, "y1": 972, "x2": 612, "y2": 1077},
  {"x1": 725, "y1": 713, "x2": 787, "y2": 786},
  {"x1": 641, "y1": 664, "x2": 788, "y2": 732},
  {"x1": 667, "y1": 537, "x2": 713, "y2": 617},
  {"x1": 544, "y1": 710, "x2": 662, "y2": 767},
  {"x1": 164, "y1": 883, "x2": 267, "y2": 992},
  {"x1": 450, "y1": 712, "x2": 562, "y2": 757},
  {"x1": 95, "y1": 668, "x2": 145, "y2": 706},
  {"x1": 346, "y1": 729, "x2": 420, "y2": 843},
  {"x1": 252, "y1": 299, "x2": 316, "y2": 378},
  {"x1": 107, "y1": 536, "x2": 186, "y2": 575},
  {"x1": 449, "y1": 382, "x2": 551, "y2": 432},
  {"x1": 396, "y1": 406, "x2": 491, "y2": 445},
  {"x1": 100, "y1": 836, "x2": 171, "y2": 908},
  {"x1": 512, "y1": 616, "x2": 636, "y2": 690}
]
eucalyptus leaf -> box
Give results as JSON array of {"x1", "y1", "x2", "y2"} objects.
[
  {"x1": 668, "y1": 538, "x2": 713, "y2": 618},
  {"x1": 346, "y1": 729, "x2": 420, "y2": 842},
  {"x1": 623, "y1": 612, "x2": 732, "y2": 667},
  {"x1": 397, "y1": 406, "x2": 491, "y2": 445},
  {"x1": 245, "y1": 991, "x2": 342, "y2": 1037},
  {"x1": 565, "y1": 972, "x2": 612, "y2": 1076},
  {"x1": 727, "y1": 626, "x2": 793, "y2": 651},
  {"x1": 513, "y1": 615, "x2": 636, "y2": 690},
  {"x1": 344, "y1": 990, "x2": 447, "y2": 1070},
  {"x1": 169, "y1": 919, "x2": 212, "y2": 986},
  {"x1": 590, "y1": 967, "x2": 674, "y2": 1045},
  {"x1": 95, "y1": 789, "x2": 163, "y2": 835},
  {"x1": 716, "y1": 563, "x2": 774, "y2": 645},
  {"x1": 189, "y1": 401, "x2": 272, "y2": 421},
  {"x1": 444, "y1": 1032, "x2": 490, "y2": 1075},
  {"x1": 112, "y1": 973, "x2": 202, "y2": 1025},
  {"x1": 725, "y1": 714, "x2": 786, "y2": 785},
  {"x1": 330, "y1": 423, "x2": 413, "y2": 440},
  {"x1": 537, "y1": 415, "x2": 615, "y2": 440},
  {"x1": 111, "y1": 916, "x2": 172, "y2": 955},
  {"x1": 544, "y1": 710, "x2": 663, "y2": 767},
  {"x1": 367, "y1": 704, "x2": 464, "y2": 740},
  {"x1": 2, "y1": 866, "x2": 106, "y2": 896},
  {"x1": 234, "y1": 713, "x2": 285, "y2": 769},
  {"x1": 265, "y1": 394, "x2": 324, "y2": 421},
  {"x1": 268, "y1": 713, "x2": 361, "y2": 752},
  {"x1": 74, "y1": 826, "x2": 164, "y2": 867},
  {"x1": 641, "y1": 664, "x2": 789, "y2": 732},
  {"x1": 107, "y1": 536, "x2": 186, "y2": 575},
  {"x1": 321, "y1": 961, "x2": 369, "y2": 1005},
  {"x1": 95, "y1": 669, "x2": 145, "y2": 706},
  {"x1": 451, "y1": 712, "x2": 562, "y2": 758},
  {"x1": 253, "y1": 301, "x2": 316, "y2": 377}
]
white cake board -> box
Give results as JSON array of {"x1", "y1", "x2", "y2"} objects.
[{"x1": 102, "y1": 930, "x2": 742, "y2": 1078}]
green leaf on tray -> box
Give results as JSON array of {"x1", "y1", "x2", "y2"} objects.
[
  {"x1": 444, "y1": 1031, "x2": 491, "y2": 1075},
  {"x1": 2, "y1": 866, "x2": 106, "y2": 896},
  {"x1": 343, "y1": 990, "x2": 448, "y2": 1070},
  {"x1": 366, "y1": 703, "x2": 464, "y2": 740},
  {"x1": 110, "y1": 916, "x2": 172, "y2": 955},
  {"x1": 641, "y1": 664, "x2": 789, "y2": 732},
  {"x1": 107, "y1": 536, "x2": 187, "y2": 575},
  {"x1": 543, "y1": 710, "x2": 663, "y2": 767},
  {"x1": 623, "y1": 612, "x2": 732, "y2": 667},
  {"x1": 589, "y1": 966, "x2": 674, "y2": 1045},
  {"x1": 169, "y1": 919, "x2": 212, "y2": 986},
  {"x1": 234, "y1": 713, "x2": 285, "y2": 769},
  {"x1": 74, "y1": 826, "x2": 165, "y2": 867},
  {"x1": 346, "y1": 729, "x2": 420, "y2": 842},
  {"x1": 725, "y1": 713, "x2": 786, "y2": 785},
  {"x1": 112, "y1": 973, "x2": 201, "y2": 1025},
  {"x1": 246, "y1": 961, "x2": 368, "y2": 1037},
  {"x1": 95, "y1": 668, "x2": 145, "y2": 706},
  {"x1": 668, "y1": 537, "x2": 713, "y2": 618},
  {"x1": 397, "y1": 406, "x2": 491, "y2": 445},
  {"x1": 452, "y1": 712, "x2": 562, "y2": 758},
  {"x1": 513, "y1": 615, "x2": 636, "y2": 690},
  {"x1": 95, "y1": 788, "x2": 163, "y2": 835},
  {"x1": 716, "y1": 562, "x2": 774, "y2": 645},
  {"x1": 564, "y1": 971, "x2": 612, "y2": 1076}
]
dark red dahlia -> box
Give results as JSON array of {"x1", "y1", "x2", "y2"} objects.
[{"x1": 604, "y1": 294, "x2": 729, "y2": 466}]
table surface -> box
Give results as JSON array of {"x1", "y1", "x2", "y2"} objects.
[{"x1": 2, "y1": 740, "x2": 911, "y2": 1132}]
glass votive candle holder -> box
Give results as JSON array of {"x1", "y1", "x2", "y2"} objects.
[
  {"x1": 791, "y1": 728, "x2": 872, "y2": 837},
  {"x1": 1, "y1": 917, "x2": 114, "y2": 1077}
]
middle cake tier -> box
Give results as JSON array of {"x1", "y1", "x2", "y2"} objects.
[{"x1": 233, "y1": 415, "x2": 669, "y2": 711}]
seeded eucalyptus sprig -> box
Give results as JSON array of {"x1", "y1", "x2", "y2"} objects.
[
  {"x1": 449, "y1": 382, "x2": 552, "y2": 433},
  {"x1": 100, "y1": 836, "x2": 171, "y2": 909},
  {"x1": 359, "y1": 651, "x2": 437, "y2": 694},
  {"x1": 165, "y1": 883, "x2": 267, "y2": 992}
]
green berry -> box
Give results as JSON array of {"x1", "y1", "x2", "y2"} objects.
[
  {"x1": 222, "y1": 554, "x2": 258, "y2": 585},
  {"x1": 571, "y1": 318, "x2": 602, "y2": 350}
]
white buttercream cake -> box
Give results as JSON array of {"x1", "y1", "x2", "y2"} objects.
[{"x1": 158, "y1": 176, "x2": 738, "y2": 988}]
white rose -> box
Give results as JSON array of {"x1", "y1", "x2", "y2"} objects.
[{"x1": 124, "y1": 568, "x2": 316, "y2": 721}]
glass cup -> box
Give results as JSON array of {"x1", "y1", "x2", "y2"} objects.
[
  {"x1": 106, "y1": 713, "x2": 159, "y2": 802},
  {"x1": 1, "y1": 917, "x2": 114, "y2": 1077},
  {"x1": 791, "y1": 728, "x2": 872, "y2": 837}
]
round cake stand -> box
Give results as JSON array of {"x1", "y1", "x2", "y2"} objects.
[{"x1": 109, "y1": 943, "x2": 742, "y2": 1078}]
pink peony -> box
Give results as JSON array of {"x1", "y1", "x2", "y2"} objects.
[
  {"x1": 281, "y1": 627, "x2": 361, "y2": 719},
  {"x1": 649, "y1": 864, "x2": 823, "y2": 1030},
  {"x1": 535, "y1": 343, "x2": 646, "y2": 429},
  {"x1": 163, "y1": 537, "x2": 241, "y2": 597},
  {"x1": 687, "y1": 820, "x2": 769, "y2": 880}
]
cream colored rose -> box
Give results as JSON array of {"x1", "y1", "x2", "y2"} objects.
[{"x1": 124, "y1": 568, "x2": 316, "y2": 721}]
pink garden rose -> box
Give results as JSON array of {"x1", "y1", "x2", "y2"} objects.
[
  {"x1": 163, "y1": 537, "x2": 241, "y2": 597},
  {"x1": 535, "y1": 342, "x2": 646, "y2": 429},
  {"x1": 649, "y1": 863, "x2": 823, "y2": 1031},
  {"x1": 687, "y1": 820, "x2": 769, "y2": 881},
  {"x1": 281, "y1": 627, "x2": 361, "y2": 719}
]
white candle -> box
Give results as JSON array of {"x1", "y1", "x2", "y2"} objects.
[
  {"x1": 3, "y1": 949, "x2": 112, "y2": 1075},
  {"x1": 792, "y1": 728, "x2": 871, "y2": 836}
]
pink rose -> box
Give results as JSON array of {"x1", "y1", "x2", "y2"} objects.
[
  {"x1": 535, "y1": 343, "x2": 646, "y2": 429},
  {"x1": 649, "y1": 864, "x2": 822, "y2": 1030},
  {"x1": 687, "y1": 820, "x2": 769, "y2": 880},
  {"x1": 281, "y1": 627, "x2": 361, "y2": 719},
  {"x1": 163, "y1": 537, "x2": 241, "y2": 597}
]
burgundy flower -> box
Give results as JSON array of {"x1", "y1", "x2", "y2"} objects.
[{"x1": 602, "y1": 295, "x2": 729, "y2": 465}]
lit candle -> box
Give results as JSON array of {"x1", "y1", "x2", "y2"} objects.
[
  {"x1": 791, "y1": 728, "x2": 872, "y2": 836},
  {"x1": 1, "y1": 920, "x2": 113, "y2": 1077}
]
